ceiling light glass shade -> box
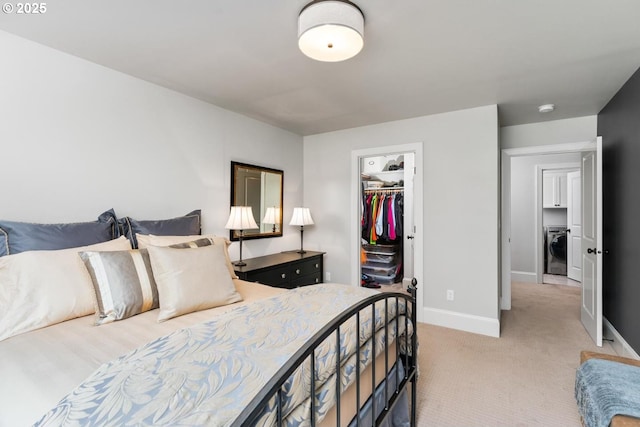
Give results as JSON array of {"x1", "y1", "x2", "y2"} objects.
[
  {"x1": 298, "y1": 0, "x2": 364, "y2": 62},
  {"x1": 289, "y1": 207, "x2": 315, "y2": 226},
  {"x1": 225, "y1": 206, "x2": 258, "y2": 230}
]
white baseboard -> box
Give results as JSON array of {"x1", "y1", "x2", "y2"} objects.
[
  {"x1": 511, "y1": 271, "x2": 537, "y2": 283},
  {"x1": 603, "y1": 317, "x2": 640, "y2": 359},
  {"x1": 422, "y1": 307, "x2": 500, "y2": 338}
]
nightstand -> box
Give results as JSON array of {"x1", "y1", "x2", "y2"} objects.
[{"x1": 234, "y1": 251, "x2": 325, "y2": 289}]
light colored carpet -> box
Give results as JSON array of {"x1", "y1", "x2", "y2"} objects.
[
  {"x1": 414, "y1": 282, "x2": 615, "y2": 427},
  {"x1": 543, "y1": 274, "x2": 581, "y2": 287}
]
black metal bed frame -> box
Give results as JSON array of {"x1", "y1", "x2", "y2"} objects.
[{"x1": 234, "y1": 282, "x2": 418, "y2": 427}]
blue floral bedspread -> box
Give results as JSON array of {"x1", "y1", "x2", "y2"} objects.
[{"x1": 35, "y1": 284, "x2": 410, "y2": 427}]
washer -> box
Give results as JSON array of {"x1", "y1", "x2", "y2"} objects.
[{"x1": 545, "y1": 226, "x2": 567, "y2": 275}]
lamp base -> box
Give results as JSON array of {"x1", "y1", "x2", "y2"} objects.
[
  {"x1": 234, "y1": 261, "x2": 247, "y2": 267},
  {"x1": 296, "y1": 250, "x2": 307, "y2": 254}
]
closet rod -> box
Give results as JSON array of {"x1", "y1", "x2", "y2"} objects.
[{"x1": 363, "y1": 187, "x2": 404, "y2": 193}]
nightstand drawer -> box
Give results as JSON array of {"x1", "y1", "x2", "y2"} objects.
[
  {"x1": 290, "y1": 273, "x2": 322, "y2": 287},
  {"x1": 251, "y1": 266, "x2": 291, "y2": 287},
  {"x1": 290, "y1": 259, "x2": 322, "y2": 277}
]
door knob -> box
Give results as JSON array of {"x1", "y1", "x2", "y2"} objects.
[{"x1": 587, "y1": 248, "x2": 597, "y2": 254}]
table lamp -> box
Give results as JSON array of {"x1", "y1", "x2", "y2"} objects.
[
  {"x1": 225, "y1": 206, "x2": 258, "y2": 266},
  {"x1": 289, "y1": 207, "x2": 314, "y2": 254}
]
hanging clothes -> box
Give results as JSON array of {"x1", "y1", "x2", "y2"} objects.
[
  {"x1": 369, "y1": 194, "x2": 379, "y2": 244},
  {"x1": 362, "y1": 193, "x2": 373, "y2": 240},
  {"x1": 388, "y1": 194, "x2": 396, "y2": 240},
  {"x1": 394, "y1": 192, "x2": 403, "y2": 238},
  {"x1": 361, "y1": 190, "x2": 404, "y2": 244},
  {"x1": 375, "y1": 194, "x2": 385, "y2": 238}
]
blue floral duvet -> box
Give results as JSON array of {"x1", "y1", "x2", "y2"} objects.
[{"x1": 35, "y1": 284, "x2": 410, "y2": 427}]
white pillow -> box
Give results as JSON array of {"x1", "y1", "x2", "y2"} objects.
[
  {"x1": 0, "y1": 236, "x2": 132, "y2": 341},
  {"x1": 137, "y1": 233, "x2": 239, "y2": 279},
  {"x1": 147, "y1": 244, "x2": 243, "y2": 322}
]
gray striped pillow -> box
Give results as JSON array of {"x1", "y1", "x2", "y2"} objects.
[
  {"x1": 80, "y1": 238, "x2": 213, "y2": 324},
  {"x1": 167, "y1": 237, "x2": 213, "y2": 249}
]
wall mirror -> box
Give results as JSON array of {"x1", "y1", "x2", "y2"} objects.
[{"x1": 230, "y1": 161, "x2": 283, "y2": 241}]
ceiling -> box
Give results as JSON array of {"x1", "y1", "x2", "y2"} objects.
[{"x1": 2, "y1": 1, "x2": 640, "y2": 136}]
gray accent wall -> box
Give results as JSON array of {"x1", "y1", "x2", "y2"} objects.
[{"x1": 598, "y1": 66, "x2": 640, "y2": 354}]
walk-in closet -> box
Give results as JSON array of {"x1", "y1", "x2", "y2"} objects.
[{"x1": 360, "y1": 153, "x2": 413, "y2": 288}]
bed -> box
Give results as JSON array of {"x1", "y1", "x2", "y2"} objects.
[{"x1": 0, "y1": 211, "x2": 417, "y2": 426}]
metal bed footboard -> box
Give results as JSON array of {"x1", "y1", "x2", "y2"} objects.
[{"x1": 234, "y1": 282, "x2": 418, "y2": 427}]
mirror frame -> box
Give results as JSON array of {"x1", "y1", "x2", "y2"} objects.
[{"x1": 229, "y1": 161, "x2": 284, "y2": 241}]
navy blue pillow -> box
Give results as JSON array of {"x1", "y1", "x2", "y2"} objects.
[
  {"x1": 119, "y1": 210, "x2": 201, "y2": 249},
  {"x1": 0, "y1": 209, "x2": 119, "y2": 257}
]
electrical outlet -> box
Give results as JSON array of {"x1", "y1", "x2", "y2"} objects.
[
  {"x1": 326, "y1": 272, "x2": 331, "y2": 281},
  {"x1": 446, "y1": 290, "x2": 454, "y2": 301}
]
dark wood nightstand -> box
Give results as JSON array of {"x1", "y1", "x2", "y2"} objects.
[{"x1": 234, "y1": 251, "x2": 325, "y2": 289}]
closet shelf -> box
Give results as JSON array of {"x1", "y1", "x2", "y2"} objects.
[{"x1": 363, "y1": 170, "x2": 405, "y2": 177}]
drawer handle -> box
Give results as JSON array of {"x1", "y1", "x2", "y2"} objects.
[
  {"x1": 315, "y1": 278, "x2": 320, "y2": 283},
  {"x1": 315, "y1": 263, "x2": 319, "y2": 268},
  {"x1": 281, "y1": 273, "x2": 286, "y2": 279},
  {"x1": 296, "y1": 269, "x2": 301, "y2": 274}
]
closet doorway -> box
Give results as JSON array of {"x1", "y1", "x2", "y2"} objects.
[
  {"x1": 360, "y1": 154, "x2": 410, "y2": 288},
  {"x1": 350, "y1": 143, "x2": 424, "y2": 322}
]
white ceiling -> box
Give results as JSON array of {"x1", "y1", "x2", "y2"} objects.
[{"x1": 2, "y1": 1, "x2": 640, "y2": 136}]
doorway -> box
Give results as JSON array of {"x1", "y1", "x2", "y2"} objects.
[
  {"x1": 360, "y1": 153, "x2": 412, "y2": 289},
  {"x1": 351, "y1": 143, "x2": 424, "y2": 323},
  {"x1": 500, "y1": 141, "x2": 595, "y2": 311},
  {"x1": 502, "y1": 138, "x2": 604, "y2": 346},
  {"x1": 538, "y1": 163, "x2": 581, "y2": 287}
]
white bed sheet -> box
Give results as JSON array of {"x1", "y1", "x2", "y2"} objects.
[{"x1": 0, "y1": 280, "x2": 283, "y2": 427}]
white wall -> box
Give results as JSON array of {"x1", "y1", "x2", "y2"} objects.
[
  {"x1": 0, "y1": 31, "x2": 303, "y2": 259},
  {"x1": 510, "y1": 153, "x2": 581, "y2": 278},
  {"x1": 500, "y1": 116, "x2": 597, "y2": 149},
  {"x1": 304, "y1": 105, "x2": 500, "y2": 336},
  {"x1": 542, "y1": 208, "x2": 568, "y2": 227}
]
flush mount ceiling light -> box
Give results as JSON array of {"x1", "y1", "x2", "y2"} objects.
[
  {"x1": 298, "y1": 0, "x2": 364, "y2": 62},
  {"x1": 538, "y1": 104, "x2": 555, "y2": 113}
]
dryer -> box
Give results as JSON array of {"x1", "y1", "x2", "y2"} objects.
[{"x1": 545, "y1": 226, "x2": 567, "y2": 275}]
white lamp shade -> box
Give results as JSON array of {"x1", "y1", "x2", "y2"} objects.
[
  {"x1": 225, "y1": 206, "x2": 258, "y2": 230},
  {"x1": 298, "y1": 0, "x2": 364, "y2": 62},
  {"x1": 262, "y1": 207, "x2": 280, "y2": 224},
  {"x1": 290, "y1": 207, "x2": 315, "y2": 226}
]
